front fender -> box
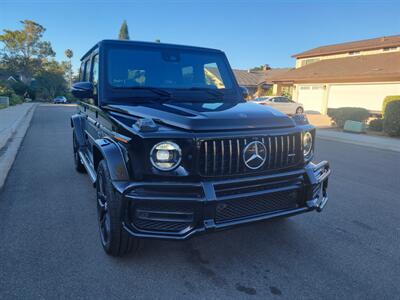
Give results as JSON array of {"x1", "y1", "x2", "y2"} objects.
[
  {"x1": 93, "y1": 139, "x2": 130, "y2": 181},
  {"x1": 70, "y1": 114, "x2": 86, "y2": 147}
]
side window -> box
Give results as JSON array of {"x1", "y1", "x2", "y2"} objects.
[
  {"x1": 79, "y1": 63, "x2": 85, "y2": 81},
  {"x1": 280, "y1": 97, "x2": 289, "y2": 103},
  {"x1": 84, "y1": 59, "x2": 91, "y2": 82},
  {"x1": 92, "y1": 54, "x2": 99, "y2": 86}
]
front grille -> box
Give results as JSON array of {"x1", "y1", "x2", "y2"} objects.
[
  {"x1": 198, "y1": 133, "x2": 301, "y2": 177},
  {"x1": 215, "y1": 189, "x2": 300, "y2": 223}
]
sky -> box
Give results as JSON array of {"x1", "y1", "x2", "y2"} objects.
[{"x1": 1, "y1": 0, "x2": 399, "y2": 72}]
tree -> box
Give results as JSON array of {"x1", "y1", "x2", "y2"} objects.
[
  {"x1": 34, "y1": 60, "x2": 68, "y2": 100},
  {"x1": 64, "y1": 49, "x2": 73, "y2": 88},
  {"x1": 0, "y1": 20, "x2": 55, "y2": 84},
  {"x1": 250, "y1": 64, "x2": 271, "y2": 72},
  {"x1": 255, "y1": 85, "x2": 273, "y2": 98},
  {"x1": 118, "y1": 20, "x2": 130, "y2": 40}
]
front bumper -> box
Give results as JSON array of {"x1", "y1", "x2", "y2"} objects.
[{"x1": 116, "y1": 161, "x2": 330, "y2": 240}]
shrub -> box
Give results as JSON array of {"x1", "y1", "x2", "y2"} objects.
[
  {"x1": 9, "y1": 94, "x2": 24, "y2": 106},
  {"x1": 368, "y1": 118, "x2": 383, "y2": 131},
  {"x1": 0, "y1": 84, "x2": 13, "y2": 97},
  {"x1": 383, "y1": 100, "x2": 400, "y2": 136},
  {"x1": 328, "y1": 107, "x2": 370, "y2": 128},
  {"x1": 382, "y1": 95, "x2": 400, "y2": 117}
]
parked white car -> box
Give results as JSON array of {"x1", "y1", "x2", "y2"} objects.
[{"x1": 253, "y1": 96, "x2": 304, "y2": 115}]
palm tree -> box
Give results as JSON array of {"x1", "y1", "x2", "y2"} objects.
[{"x1": 64, "y1": 49, "x2": 73, "y2": 88}]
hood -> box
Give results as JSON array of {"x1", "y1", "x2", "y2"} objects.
[{"x1": 106, "y1": 101, "x2": 295, "y2": 132}]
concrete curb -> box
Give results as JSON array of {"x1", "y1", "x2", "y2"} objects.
[
  {"x1": 0, "y1": 103, "x2": 38, "y2": 190},
  {"x1": 317, "y1": 132, "x2": 400, "y2": 153},
  {"x1": 0, "y1": 103, "x2": 36, "y2": 150}
]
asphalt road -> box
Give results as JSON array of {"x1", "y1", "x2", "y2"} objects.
[{"x1": 0, "y1": 105, "x2": 399, "y2": 299}]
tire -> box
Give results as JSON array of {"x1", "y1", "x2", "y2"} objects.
[
  {"x1": 96, "y1": 160, "x2": 140, "y2": 257},
  {"x1": 296, "y1": 107, "x2": 304, "y2": 114},
  {"x1": 73, "y1": 133, "x2": 86, "y2": 173}
]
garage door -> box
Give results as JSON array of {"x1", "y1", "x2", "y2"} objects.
[
  {"x1": 328, "y1": 83, "x2": 400, "y2": 112},
  {"x1": 297, "y1": 85, "x2": 325, "y2": 113}
]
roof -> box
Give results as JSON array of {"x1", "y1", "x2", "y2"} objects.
[
  {"x1": 232, "y1": 68, "x2": 292, "y2": 86},
  {"x1": 293, "y1": 35, "x2": 400, "y2": 59},
  {"x1": 272, "y1": 51, "x2": 400, "y2": 84},
  {"x1": 81, "y1": 39, "x2": 223, "y2": 61}
]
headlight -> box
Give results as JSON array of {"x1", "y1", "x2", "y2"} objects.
[
  {"x1": 150, "y1": 141, "x2": 182, "y2": 171},
  {"x1": 303, "y1": 131, "x2": 313, "y2": 158}
]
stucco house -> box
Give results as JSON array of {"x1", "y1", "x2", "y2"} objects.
[
  {"x1": 233, "y1": 67, "x2": 291, "y2": 96},
  {"x1": 272, "y1": 35, "x2": 400, "y2": 114}
]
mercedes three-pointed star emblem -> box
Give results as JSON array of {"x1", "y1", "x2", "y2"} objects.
[{"x1": 243, "y1": 141, "x2": 267, "y2": 170}]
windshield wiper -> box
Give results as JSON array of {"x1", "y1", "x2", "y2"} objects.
[
  {"x1": 184, "y1": 87, "x2": 224, "y2": 97},
  {"x1": 113, "y1": 86, "x2": 172, "y2": 98}
]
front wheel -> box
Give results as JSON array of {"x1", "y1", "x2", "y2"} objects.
[
  {"x1": 296, "y1": 107, "x2": 304, "y2": 114},
  {"x1": 96, "y1": 160, "x2": 140, "y2": 257}
]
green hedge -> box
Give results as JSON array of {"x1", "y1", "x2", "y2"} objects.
[
  {"x1": 9, "y1": 94, "x2": 24, "y2": 106},
  {"x1": 368, "y1": 118, "x2": 383, "y2": 131},
  {"x1": 382, "y1": 95, "x2": 400, "y2": 117},
  {"x1": 383, "y1": 100, "x2": 400, "y2": 136},
  {"x1": 328, "y1": 107, "x2": 370, "y2": 128}
]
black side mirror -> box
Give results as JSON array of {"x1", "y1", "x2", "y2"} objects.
[
  {"x1": 71, "y1": 82, "x2": 94, "y2": 99},
  {"x1": 240, "y1": 86, "x2": 250, "y2": 100}
]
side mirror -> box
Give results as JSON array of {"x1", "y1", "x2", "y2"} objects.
[
  {"x1": 240, "y1": 86, "x2": 250, "y2": 100},
  {"x1": 71, "y1": 81, "x2": 94, "y2": 99}
]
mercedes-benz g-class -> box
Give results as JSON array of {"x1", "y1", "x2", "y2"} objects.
[{"x1": 71, "y1": 40, "x2": 330, "y2": 256}]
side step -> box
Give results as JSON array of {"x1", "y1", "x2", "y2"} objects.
[{"x1": 78, "y1": 151, "x2": 97, "y2": 184}]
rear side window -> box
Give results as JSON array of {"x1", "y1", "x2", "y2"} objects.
[
  {"x1": 84, "y1": 59, "x2": 91, "y2": 82},
  {"x1": 79, "y1": 63, "x2": 85, "y2": 81},
  {"x1": 92, "y1": 54, "x2": 99, "y2": 85}
]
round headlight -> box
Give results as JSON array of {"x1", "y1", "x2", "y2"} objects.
[
  {"x1": 303, "y1": 132, "x2": 313, "y2": 158},
  {"x1": 150, "y1": 141, "x2": 182, "y2": 171}
]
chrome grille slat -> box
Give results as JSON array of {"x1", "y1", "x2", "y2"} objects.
[
  {"x1": 236, "y1": 139, "x2": 240, "y2": 173},
  {"x1": 199, "y1": 133, "x2": 301, "y2": 177},
  {"x1": 204, "y1": 141, "x2": 208, "y2": 175},
  {"x1": 268, "y1": 136, "x2": 272, "y2": 169},
  {"x1": 279, "y1": 136, "x2": 285, "y2": 167},
  {"x1": 228, "y1": 139, "x2": 232, "y2": 174},
  {"x1": 213, "y1": 141, "x2": 216, "y2": 174},
  {"x1": 274, "y1": 136, "x2": 278, "y2": 168},
  {"x1": 221, "y1": 140, "x2": 225, "y2": 174}
]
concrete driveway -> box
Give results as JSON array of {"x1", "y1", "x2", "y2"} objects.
[{"x1": 0, "y1": 105, "x2": 399, "y2": 299}]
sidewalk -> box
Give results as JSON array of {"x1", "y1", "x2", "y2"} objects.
[
  {"x1": 317, "y1": 129, "x2": 400, "y2": 152},
  {"x1": 0, "y1": 103, "x2": 36, "y2": 150},
  {"x1": 0, "y1": 103, "x2": 37, "y2": 189}
]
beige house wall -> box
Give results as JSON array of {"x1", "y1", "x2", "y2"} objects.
[
  {"x1": 293, "y1": 82, "x2": 400, "y2": 114},
  {"x1": 295, "y1": 47, "x2": 400, "y2": 68}
]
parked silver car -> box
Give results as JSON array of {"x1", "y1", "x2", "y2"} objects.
[
  {"x1": 253, "y1": 96, "x2": 304, "y2": 115},
  {"x1": 53, "y1": 96, "x2": 67, "y2": 104}
]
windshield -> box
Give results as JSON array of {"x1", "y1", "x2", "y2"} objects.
[
  {"x1": 107, "y1": 46, "x2": 234, "y2": 91},
  {"x1": 255, "y1": 97, "x2": 270, "y2": 102}
]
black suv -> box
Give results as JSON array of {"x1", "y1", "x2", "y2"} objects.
[{"x1": 71, "y1": 40, "x2": 330, "y2": 256}]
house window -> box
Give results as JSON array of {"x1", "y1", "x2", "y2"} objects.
[
  {"x1": 383, "y1": 47, "x2": 397, "y2": 52},
  {"x1": 301, "y1": 58, "x2": 320, "y2": 67},
  {"x1": 349, "y1": 51, "x2": 360, "y2": 55}
]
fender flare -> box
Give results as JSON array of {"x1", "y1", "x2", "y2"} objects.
[
  {"x1": 70, "y1": 114, "x2": 86, "y2": 147},
  {"x1": 93, "y1": 139, "x2": 130, "y2": 181}
]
